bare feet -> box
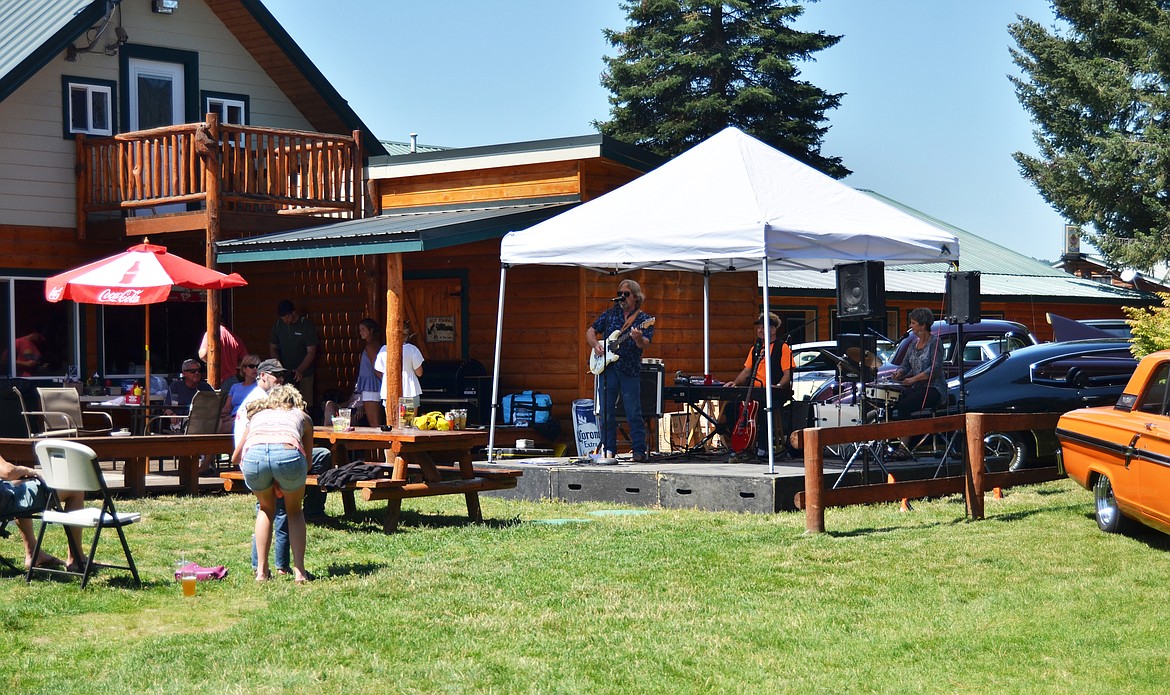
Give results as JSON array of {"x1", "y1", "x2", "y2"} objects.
[
  {"x1": 293, "y1": 570, "x2": 314, "y2": 584},
  {"x1": 25, "y1": 552, "x2": 64, "y2": 570}
]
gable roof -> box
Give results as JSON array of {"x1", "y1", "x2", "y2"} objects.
[
  {"x1": 0, "y1": 0, "x2": 105, "y2": 101},
  {"x1": 0, "y1": 0, "x2": 386, "y2": 156}
]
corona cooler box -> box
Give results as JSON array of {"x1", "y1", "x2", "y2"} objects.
[{"x1": 501, "y1": 390, "x2": 552, "y2": 426}]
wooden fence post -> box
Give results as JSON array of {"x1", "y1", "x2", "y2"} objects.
[
  {"x1": 965, "y1": 412, "x2": 985, "y2": 520},
  {"x1": 804, "y1": 428, "x2": 825, "y2": 533}
]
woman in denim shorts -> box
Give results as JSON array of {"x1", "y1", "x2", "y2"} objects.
[{"x1": 233, "y1": 384, "x2": 314, "y2": 583}]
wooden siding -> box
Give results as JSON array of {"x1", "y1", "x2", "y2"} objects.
[
  {"x1": 373, "y1": 159, "x2": 647, "y2": 210},
  {"x1": 0, "y1": 0, "x2": 315, "y2": 229},
  {"x1": 377, "y1": 161, "x2": 587, "y2": 210},
  {"x1": 205, "y1": 0, "x2": 357, "y2": 140}
]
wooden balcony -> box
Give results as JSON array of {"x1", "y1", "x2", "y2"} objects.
[{"x1": 76, "y1": 114, "x2": 364, "y2": 240}]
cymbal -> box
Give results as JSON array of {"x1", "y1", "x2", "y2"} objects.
[{"x1": 845, "y1": 347, "x2": 883, "y2": 369}]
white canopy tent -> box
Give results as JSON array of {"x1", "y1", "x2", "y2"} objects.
[{"x1": 493, "y1": 127, "x2": 960, "y2": 471}]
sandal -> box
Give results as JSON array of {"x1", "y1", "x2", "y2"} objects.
[
  {"x1": 293, "y1": 571, "x2": 315, "y2": 584},
  {"x1": 255, "y1": 570, "x2": 272, "y2": 582}
]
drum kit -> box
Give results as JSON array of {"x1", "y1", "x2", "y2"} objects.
[{"x1": 808, "y1": 343, "x2": 910, "y2": 486}]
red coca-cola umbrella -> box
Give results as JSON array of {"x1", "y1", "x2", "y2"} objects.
[{"x1": 45, "y1": 241, "x2": 247, "y2": 401}]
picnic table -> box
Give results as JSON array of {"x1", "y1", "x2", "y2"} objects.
[
  {"x1": 221, "y1": 426, "x2": 521, "y2": 532},
  {"x1": 0, "y1": 433, "x2": 233, "y2": 496}
]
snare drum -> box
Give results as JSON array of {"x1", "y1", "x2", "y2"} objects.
[{"x1": 864, "y1": 384, "x2": 902, "y2": 403}]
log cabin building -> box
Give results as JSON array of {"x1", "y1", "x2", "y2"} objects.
[
  {"x1": 1, "y1": 0, "x2": 383, "y2": 393},
  {"x1": 3, "y1": 1, "x2": 1155, "y2": 451}
]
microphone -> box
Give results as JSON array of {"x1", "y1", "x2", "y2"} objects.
[
  {"x1": 752, "y1": 338, "x2": 763, "y2": 358},
  {"x1": 611, "y1": 296, "x2": 625, "y2": 302}
]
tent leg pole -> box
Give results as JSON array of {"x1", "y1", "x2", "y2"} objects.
[
  {"x1": 761, "y1": 259, "x2": 775, "y2": 475},
  {"x1": 487, "y1": 266, "x2": 508, "y2": 462}
]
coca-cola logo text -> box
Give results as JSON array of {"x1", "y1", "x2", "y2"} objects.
[
  {"x1": 97, "y1": 288, "x2": 145, "y2": 304},
  {"x1": 47, "y1": 286, "x2": 63, "y2": 302}
]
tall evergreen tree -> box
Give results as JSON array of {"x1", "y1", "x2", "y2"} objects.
[
  {"x1": 596, "y1": 0, "x2": 849, "y2": 178},
  {"x1": 1010, "y1": 0, "x2": 1170, "y2": 270}
]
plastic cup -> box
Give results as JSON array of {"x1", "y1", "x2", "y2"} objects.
[
  {"x1": 332, "y1": 413, "x2": 350, "y2": 432},
  {"x1": 176, "y1": 560, "x2": 196, "y2": 597}
]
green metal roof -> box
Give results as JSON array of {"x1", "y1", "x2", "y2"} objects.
[
  {"x1": 368, "y1": 133, "x2": 667, "y2": 175},
  {"x1": 0, "y1": 0, "x2": 108, "y2": 102},
  {"x1": 214, "y1": 198, "x2": 579, "y2": 263},
  {"x1": 379, "y1": 140, "x2": 449, "y2": 156},
  {"x1": 766, "y1": 190, "x2": 1152, "y2": 302},
  {"x1": 859, "y1": 190, "x2": 1069, "y2": 276}
]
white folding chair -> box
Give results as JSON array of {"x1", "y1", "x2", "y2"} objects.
[{"x1": 27, "y1": 439, "x2": 141, "y2": 589}]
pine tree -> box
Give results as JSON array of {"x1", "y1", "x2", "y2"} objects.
[
  {"x1": 596, "y1": 0, "x2": 848, "y2": 178},
  {"x1": 1010, "y1": 0, "x2": 1170, "y2": 270}
]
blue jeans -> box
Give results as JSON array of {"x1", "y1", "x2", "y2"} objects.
[
  {"x1": 600, "y1": 368, "x2": 646, "y2": 456},
  {"x1": 303, "y1": 447, "x2": 331, "y2": 517},
  {"x1": 250, "y1": 446, "x2": 332, "y2": 569}
]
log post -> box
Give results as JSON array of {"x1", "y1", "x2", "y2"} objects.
[
  {"x1": 352, "y1": 129, "x2": 363, "y2": 219},
  {"x1": 965, "y1": 413, "x2": 985, "y2": 520},
  {"x1": 804, "y1": 428, "x2": 825, "y2": 533},
  {"x1": 385, "y1": 253, "x2": 404, "y2": 425},
  {"x1": 203, "y1": 112, "x2": 223, "y2": 387}
]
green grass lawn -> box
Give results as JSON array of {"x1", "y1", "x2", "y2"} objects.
[{"x1": 3, "y1": 479, "x2": 1169, "y2": 694}]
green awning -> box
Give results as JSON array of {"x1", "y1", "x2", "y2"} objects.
[{"x1": 214, "y1": 198, "x2": 578, "y2": 263}]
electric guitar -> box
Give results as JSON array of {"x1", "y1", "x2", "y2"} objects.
[
  {"x1": 730, "y1": 344, "x2": 763, "y2": 454},
  {"x1": 588, "y1": 318, "x2": 655, "y2": 375}
]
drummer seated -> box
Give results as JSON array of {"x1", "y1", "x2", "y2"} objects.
[{"x1": 890, "y1": 379, "x2": 943, "y2": 421}]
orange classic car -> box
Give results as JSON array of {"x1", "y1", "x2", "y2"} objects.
[{"x1": 1057, "y1": 349, "x2": 1170, "y2": 535}]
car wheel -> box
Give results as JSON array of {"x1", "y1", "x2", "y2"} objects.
[
  {"x1": 1093, "y1": 474, "x2": 1132, "y2": 534},
  {"x1": 983, "y1": 432, "x2": 1026, "y2": 472}
]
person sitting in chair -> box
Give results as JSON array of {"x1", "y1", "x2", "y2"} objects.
[
  {"x1": 891, "y1": 307, "x2": 946, "y2": 420},
  {"x1": 161, "y1": 359, "x2": 214, "y2": 431},
  {"x1": 1, "y1": 454, "x2": 84, "y2": 571},
  {"x1": 720, "y1": 312, "x2": 793, "y2": 462}
]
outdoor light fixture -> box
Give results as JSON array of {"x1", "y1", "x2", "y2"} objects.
[{"x1": 152, "y1": 0, "x2": 178, "y2": 14}]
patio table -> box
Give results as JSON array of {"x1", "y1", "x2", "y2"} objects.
[
  {"x1": 0, "y1": 433, "x2": 233, "y2": 496},
  {"x1": 293, "y1": 427, "x2": 517, "y2": 531}
]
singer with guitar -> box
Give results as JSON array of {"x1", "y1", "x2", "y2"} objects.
[
  {"x1": 587, "y1": 279, "x2": 655, "y2": 462},
  {"x1": 721, "y1": 312, "x2": 793, "y2": 462}
]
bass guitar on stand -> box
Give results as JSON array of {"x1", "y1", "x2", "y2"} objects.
[{"x1": 588, "y1": 317, "x2": 655, "y2": 375}]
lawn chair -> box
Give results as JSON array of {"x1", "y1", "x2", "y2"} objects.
[
  {"x1": 35, "y1": 387, "x2": 113, "y2": 436},
  {"x1": 146, "y1": 389, "x2": 221, "y2": 434},
  {"x1": 12, "y1": 386, "x2": 78, "y2": 438},
  {"x1": 26, "y1": 439, "x2": 140, "y2": 589},
  {"x1": 146, "y1": 390, "x2": 227, "y2": 473}
]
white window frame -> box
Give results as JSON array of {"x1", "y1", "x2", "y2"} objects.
[
  {"x1": 67, "y1": 81, "x2": 114, "y2": 136},
  {"x1": 206, "y1": 96, "x2": 246, "y2": 124}
]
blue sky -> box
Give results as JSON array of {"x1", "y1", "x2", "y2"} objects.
[{"x1": 263, "y1": 0, "x2": 1065, "y2": 262}]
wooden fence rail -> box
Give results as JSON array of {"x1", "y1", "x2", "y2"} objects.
[{"x1": 796, "y1": 412, "x2": 1065, "y2": 533}]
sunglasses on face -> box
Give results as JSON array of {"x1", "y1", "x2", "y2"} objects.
[
  {"x1": 617, "y1": 291, "x2": 632, "y2": 298},
  {"x1": 244, "y1": 363, "x2": 259, "y2": 369},
  {"x1": 183, "y1": 368, "x2": 200, "y2": 373}
]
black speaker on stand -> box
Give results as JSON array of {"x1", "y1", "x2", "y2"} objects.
[
  {"x1": 836, "y1": 261, "x2": 886, "y2": 319},
  {"x1": 944, "y1": 270, "x2": 981, "y2": 324}
]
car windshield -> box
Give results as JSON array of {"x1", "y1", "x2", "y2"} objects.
[{"x1": 951, "y1": 351, "x2": 1010, "y2": 383}]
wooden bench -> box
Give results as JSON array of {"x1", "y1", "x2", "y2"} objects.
[{"x1": 219, "y1": 462, "x2": 521, "y2": 533}]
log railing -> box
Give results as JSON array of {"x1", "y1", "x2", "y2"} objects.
[
  {"x1": 76, "y1": 114, "x2": 363, "y2": 229},
  {"x1": 796, "y1": 412, "x2": 1065, "y2": 533}
]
